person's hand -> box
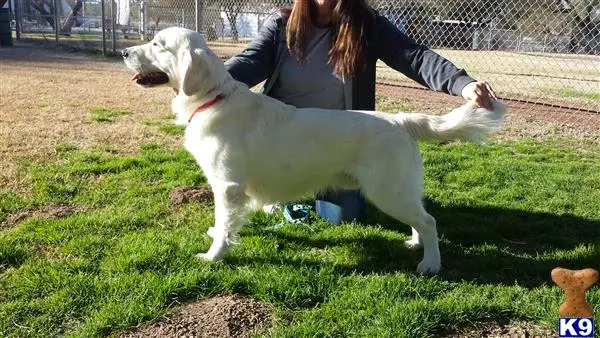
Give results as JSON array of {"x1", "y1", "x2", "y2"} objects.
[{"x1": 461, "y1": 81, "x2": 498, "y2": 110}]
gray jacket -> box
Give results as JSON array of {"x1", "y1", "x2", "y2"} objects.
[{"x1": 224, "y1": 10, "x2": 476, "y2": 110}]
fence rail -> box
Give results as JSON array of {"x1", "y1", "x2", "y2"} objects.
[{"x1": 6, "y1": 0, "x2": 600, "y2": 129}]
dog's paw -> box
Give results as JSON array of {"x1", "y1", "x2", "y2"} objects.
[
  {"x1": 404, "y1": 239, "x2": 423, "y2": 251},
  {"x1": 195, "y1": 252, "x2": 220, "y2": 262},
  {"x1": 416, "y1": 258, "x2": 441, "y2": 274}
]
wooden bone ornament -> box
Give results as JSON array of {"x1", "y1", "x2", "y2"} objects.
[{"x1": 551, "y1": 267, "x2": 599, "y2": 317}]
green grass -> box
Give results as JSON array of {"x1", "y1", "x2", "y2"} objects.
[
  {"x1": 1, "y1": 140, "x2": 599, "y2": 337},
  {"x1": 375, "y1": 95, "x2": 416, "y2": 113},
  {"x1": 157, "y1": 124, "x2": 186, "y2": 136},
  {"x1": 142, "y1": 117, "x2": 186, "y2": 136},
  {"x1": 540, "y1": 87, "x2": 600, "y2": 103},
  {"x1": 557, "y1": 88, "x2": 600, "y2": 102},
  {"x1": 89, "y1": 108, "x2": 131, "y2": 123},
  {"x1": 21, "y1": 33, "x2": 103, "y2": 41}
]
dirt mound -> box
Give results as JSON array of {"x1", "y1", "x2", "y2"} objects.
[
  {"x1": 169, "y1": 186, "x2": 213, "y2": 207},
  {"x1": 2, "y1": 203, "x2": 81, "y2": 229},
  {"x1": 120, "y1": 295, "x2": 272, "y2": 338},
  {"x1": 439, "y1": 321, "x2": 555, "y2": 337}
]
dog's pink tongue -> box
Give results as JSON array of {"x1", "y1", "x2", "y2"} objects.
[{"x1": 131, "y1": 73, "x2": 142, "y2": 81}]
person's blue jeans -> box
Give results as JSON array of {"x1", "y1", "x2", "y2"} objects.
[{"x1": 315, "y1": 189, "x2": 366, "y2": 225}]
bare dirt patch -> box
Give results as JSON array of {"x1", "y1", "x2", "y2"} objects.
[
  {"x1": 2, "y1": 203, "x2": 81, "y2": 229},
  {"x1": 169, "y1": 186, "x2": 214, "y2": 207},
  {"x1": 119, "y1": 294, "x2": 272, "y2": 338},
  {"x1": 437, "y1": 321, "x2": 555, "y2": 338}
]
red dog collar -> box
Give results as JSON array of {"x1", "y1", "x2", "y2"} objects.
[{"x1": 188, "y1": 94, "x2": 224, "y2": 123}]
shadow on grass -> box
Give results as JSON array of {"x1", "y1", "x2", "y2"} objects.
[
  {"x1": 228, "y1": 231, "x2": 418, "y2": 273},
  {"x1": 429, "y1": 202, "x2": 600, "y2": 288},
  {"x1": 232, "y1": 201, "x2": 600, "y2": 289}
]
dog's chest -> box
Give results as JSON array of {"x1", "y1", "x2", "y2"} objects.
[
  {"x1": 183, "y1": 125, "x2": 246, "y2": 181},
  {"x1": 184, "y1": 131, "x2": 219, "y2": 167}
]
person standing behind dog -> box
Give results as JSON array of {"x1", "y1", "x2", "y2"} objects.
[{"x1": 224, "y1": 0, "x2": 498, "y2": 225}]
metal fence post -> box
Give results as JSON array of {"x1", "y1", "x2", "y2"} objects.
[
  {"x1": 101, "y1": 0, "x2": 106, "y2": 56},
  {"x1": 53, "y1": 0, "x2": 59, "y2": 45},
  {"x1": 139, "y1": 0, "x2": 146, "y2": 41},
  {"x1": 14, "y1": 0, "x2": 21, "y2": 40},
  {"x1": 110, "y1": 0, "x2": 116, "y2": 54},
  {"x1": 195, "y1": 0, "x2": 201, "y2": 33}
]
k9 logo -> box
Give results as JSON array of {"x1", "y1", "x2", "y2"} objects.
[{"x1": 559, "y1": 318, "x2": 594, "y2": 338}]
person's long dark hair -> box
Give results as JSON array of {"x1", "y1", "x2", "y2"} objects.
[{"x1": 283, "y1": 0, "x2": 374, "y2": 78}]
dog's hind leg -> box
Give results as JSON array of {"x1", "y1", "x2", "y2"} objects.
[
  {"x1": 359, "y1": 169, "x2": 440, "y2": 273},
  {"x1": 408, "y1": 211, "x2": 439, "y2": 274},
  {"x1": 369, "y1": 193, "x2": 440, "y2": 273},
  {"x1": 197, "y1": 182, "x2": 249, "y2": 261}
]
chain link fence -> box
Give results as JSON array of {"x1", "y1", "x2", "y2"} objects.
[
  {"x1": 7, "y1": 0, "x2": 600, "y2": 136},
  {"x1": 8, "y1": 0, "x2": 291, "y2": 52},
  {"x1": 372, "y1": 0, "x2": 600, "y2": 118}
]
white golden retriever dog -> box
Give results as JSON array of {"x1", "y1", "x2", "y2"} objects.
[{"x1": 122, "y1": 27, "x2": 506, "y2": 273}]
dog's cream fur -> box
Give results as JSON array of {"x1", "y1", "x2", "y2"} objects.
[{"x1": 123, "y1": 27, "x2": 506, "y2": 273}]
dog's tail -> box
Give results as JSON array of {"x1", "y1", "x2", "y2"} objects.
[{"x1": 398, "y1": 100, "x2": 506, "y2": 143}]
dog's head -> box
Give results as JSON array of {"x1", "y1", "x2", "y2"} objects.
[{"x1": 122, "y1": 27, "x2": 226, "y2": 97}]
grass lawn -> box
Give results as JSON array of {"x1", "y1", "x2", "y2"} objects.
[{"x1": 1, "y1": 135, "x2": 598, "y2": 337}]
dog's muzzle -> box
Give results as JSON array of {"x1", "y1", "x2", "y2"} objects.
[{"x1": 121, "y1": 47, "x2": 170, "y2": 87}]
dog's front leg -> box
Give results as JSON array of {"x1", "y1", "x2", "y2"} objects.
[{"x1": 196, "y1": 182, "x2": 249, "y2": 261}]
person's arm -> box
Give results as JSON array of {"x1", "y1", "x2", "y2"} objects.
[
  {"x1": 224, "y1": 14, "x2": 280, "y2": 88},
  {"x1": 375, "y1": 15, "x2": 475, "y2": 97}
]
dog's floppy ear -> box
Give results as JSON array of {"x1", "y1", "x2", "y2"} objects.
[{"x1": 180, "y1": 48, "x2": 212, "y2": 96}]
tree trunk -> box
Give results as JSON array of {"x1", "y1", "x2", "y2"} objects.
[
  {"x1": 569, "y1": 15, "x2": 591, "y2": 53},
  {"x1": 60, "y1": 0, "x2": 83, "y2": 34},
  {"x1": 568, "y1": 0, "x2": 595, "y2": 53},
  {"x1": 225, "y1": 6, "x2": 238, "y2": 41},
  {"x1": 30, "y1": 0, "x2": 55, "y2": 28}
]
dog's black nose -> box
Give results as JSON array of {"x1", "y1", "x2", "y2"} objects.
[{"x1": 121, "y1": 49, "x2": 129, "y2": 58}]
